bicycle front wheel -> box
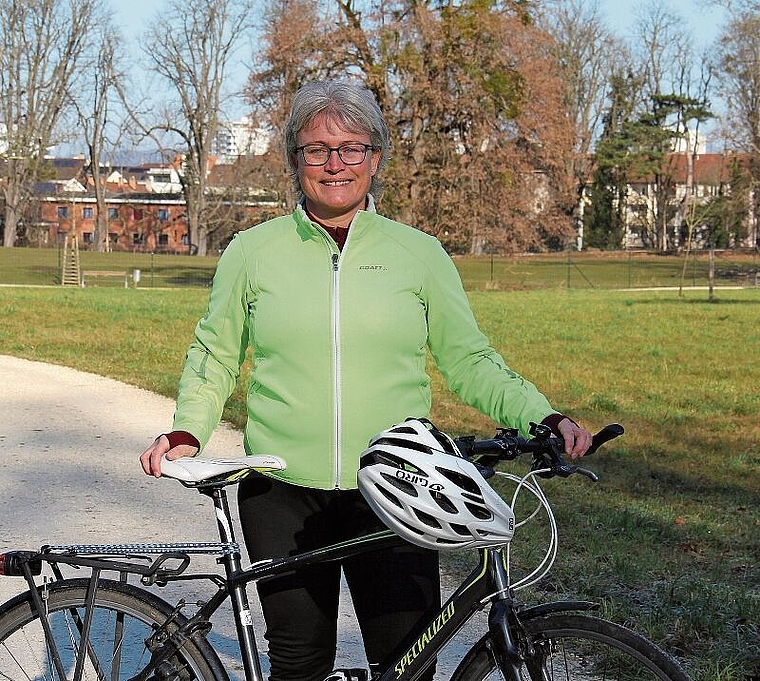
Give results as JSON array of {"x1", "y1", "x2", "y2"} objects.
[
  {"x1": 0, "y1": 578, "x2": 224, "y2": 681},
  {"x1": 453, "y1": 612, "x2": 691, "y2": 681}
]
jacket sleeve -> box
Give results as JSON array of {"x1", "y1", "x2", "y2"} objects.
[
  {"x1": 422, "y1": 240, "x2": 557, "y2": 436},
  {"x1": 172, "y1": 237, "x2": 251, "y2": 450}
]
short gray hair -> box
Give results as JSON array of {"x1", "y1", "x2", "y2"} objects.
[{"x1": 285, "y1": 80, "x2": 390, "y2": 199}]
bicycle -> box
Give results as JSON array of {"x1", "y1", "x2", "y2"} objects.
[{"x1": 0, "y1": 420, "x2": 692, "y2": 681}]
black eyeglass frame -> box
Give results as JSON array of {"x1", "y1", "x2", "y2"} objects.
[{"x1": 296, "y1": 143, "x2": 376, "y2": 166}]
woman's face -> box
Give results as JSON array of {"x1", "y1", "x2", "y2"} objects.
[{"x1": 294, "y1": 112, "x2": 381, "y2": 227}]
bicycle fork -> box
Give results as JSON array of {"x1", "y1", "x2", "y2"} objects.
[{"x1": 484, "y1": 550, "x2": 539, "y2": 681}]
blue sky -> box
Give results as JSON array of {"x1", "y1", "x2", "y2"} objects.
[
  {"x1": 118, "y1": 0, "x2": 727, "y2": 47},
  {"x1": 598, "y1": 0, "x2": 726, "y2": 49},
  {"x1": 114, "y1": 0, "x2": 728, "y2": 124}
]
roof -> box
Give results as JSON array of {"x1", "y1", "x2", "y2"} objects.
[{"x1": 629, "y1": 152, "x2": 751, "y2": 185}]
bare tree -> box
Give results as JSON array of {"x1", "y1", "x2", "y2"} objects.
[
  {"x1": 136, "y1": 0, "x2": 254, "y2": 256},
  {"x1": 0, "y1": 0, "x2": 103, "y2": 248},
  {"x1": 71, "y1": 21, "x2": 125, "y2": 252},
  {"x1": 715, "y1": 0, "x2": 760, "y2": 249},
  {"x1": 245, "y1": 0, "x2": 333, "y2": 207},
  {"x1": 539, "y1": 0, "x2": 624, "y2": 250}
]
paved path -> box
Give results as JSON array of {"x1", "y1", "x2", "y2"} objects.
[{"x1": 0, "y1": 355, "x2": 481, "y2": 678}]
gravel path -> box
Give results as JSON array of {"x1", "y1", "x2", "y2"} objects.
[{"x1": 0, "y1": 355, "x2": 483, "y2": 679}]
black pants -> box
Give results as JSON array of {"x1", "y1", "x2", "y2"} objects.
[{"x1": 238, "y1": 474, "x2": 440, "y2": 681}]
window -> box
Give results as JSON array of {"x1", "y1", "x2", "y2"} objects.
[
  {"x1": 158, "y1": 233, "x2": 169, "y2": 246},
  {"x1": 57, "y1": 206, "x2": 68, "y2": 219},
  {"x1": 133, "y1": 208, "x2": 144, "y2": 221},
  {"x1": 108, "y1": 208, "x2": 119, "y2": 220},
  {"x1": 83, "y1": 232, "x2": 94, "y2": 244},
  {"x1": 109, "y1": 233, "x2": 119, "y2": 244},
  {"x1": 157, "y1": 208, "x2": 170, "y2": 222},
  {"x1": 132, "y1": 233, "x2": 144, "y2": 245},
  {"x1": 82, "y1": 207, "x2": 94, "y2": 219}
]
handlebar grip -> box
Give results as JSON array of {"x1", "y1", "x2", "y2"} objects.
[{"x1": 587, "y1": 423, "x2": 624, "y2": 455}]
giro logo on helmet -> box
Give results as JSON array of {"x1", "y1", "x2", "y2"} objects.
[{"x1": 395, "y1": 469, "x2": 444, "y2": 491}]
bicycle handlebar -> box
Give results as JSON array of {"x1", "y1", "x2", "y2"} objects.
[{"x1": 453, "y1": 422, "x2": 624, "y2": 481}]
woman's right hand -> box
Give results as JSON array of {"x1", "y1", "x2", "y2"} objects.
[{"x1": 139, "y1": 434, "x2": 199, "y2": 478}]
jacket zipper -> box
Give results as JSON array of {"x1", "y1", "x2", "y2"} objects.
[{"x1": 331, "y1": 250, "x2": 342, "y2": 489}]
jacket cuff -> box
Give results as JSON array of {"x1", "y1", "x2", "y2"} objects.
[
  {"x1": 164, "y1": 430, "x2": 201, "y2": 451},
  {"x1": 541, "y1": 413, "x2": 574, "y2": 437}
]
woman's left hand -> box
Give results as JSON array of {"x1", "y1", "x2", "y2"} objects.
[{"x1": 556, "y1": 418, "x2": 593, "y2": 459}]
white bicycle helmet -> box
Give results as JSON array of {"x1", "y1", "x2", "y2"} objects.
[{"x1": 357, "y1": 419, "x2": 515, "y2": 551}]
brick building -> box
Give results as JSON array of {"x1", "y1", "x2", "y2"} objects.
[{"x1": 25, "y1": 157, "x2": 281, "y2": 252}]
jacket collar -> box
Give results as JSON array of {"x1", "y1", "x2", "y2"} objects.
[{"x1": 294, "y1": 196, "x2": 376, "y2": 242}]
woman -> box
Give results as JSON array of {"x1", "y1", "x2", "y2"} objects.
[{"x1": 140, "y1": 80, "x2": 591, "y2": 681}]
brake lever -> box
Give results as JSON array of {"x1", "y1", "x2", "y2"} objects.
[
  {"x1": 572, "y1": 466, "x2": 599, "y2": 482},
  {"x1": 532, "y1": 437, "x2": 600, "y2": 481},
  {"x1": 532, "y1": 448, "x2": 574, "y2": 478}
]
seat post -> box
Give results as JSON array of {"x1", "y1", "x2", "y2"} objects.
[
  {"x1": 201, "y1": 485, "x2": 266, "y2": 681},
  {"x1": 205, "y1": 486, "x2": 237, "y2": 545}
]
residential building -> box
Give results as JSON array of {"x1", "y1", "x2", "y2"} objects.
[
  {"x1": 212, "y1": 118, "x2": 270, "y2": 162},
  {"x1": 621, "y1": 151, "x2": 756, "y2": 249},
  {"x1": 22, "y1": 156, "x2": 281, "y2": 252}
]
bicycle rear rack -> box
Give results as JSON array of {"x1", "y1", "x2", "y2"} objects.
[
  {"x1": 45, "y1": 542, "x2": 239, "y2": 556},
  {"x1": 35, "y1": 543, "x2": 239, "y2": 586}
]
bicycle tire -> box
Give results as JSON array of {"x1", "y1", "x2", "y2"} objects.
[
  {"x1": 451, "y1": 612, "x2": 692, "y2": 681},
  {"x1": 0, "y1": 577, "x2": 226, "y2": 681}
]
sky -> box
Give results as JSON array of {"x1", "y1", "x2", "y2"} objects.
[
  {"x1": 117, "y1": 0, "x2": 727, "y2": 48},
  {"x1": 112, "y1": 0, "x2": 729, "y2": 134},
  {"x1": 597, "y1": 0, "x2": 726, "y2": 50}
]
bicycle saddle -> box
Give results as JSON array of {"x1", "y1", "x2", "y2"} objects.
[{"x1": 160, "y1": 455, "x2": 286, "y2": 483}]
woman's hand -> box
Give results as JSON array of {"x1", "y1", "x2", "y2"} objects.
[
  {"x1": 139, "y1": 435, "x2": 199, "y2": 478},
  {"x1": 556, "y1": 418, "x2": 593, "y2": 459}
]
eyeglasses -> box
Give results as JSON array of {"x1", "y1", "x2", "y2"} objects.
[{"x1": 296, "y1": 143, "x2": 375, "y2": 166}]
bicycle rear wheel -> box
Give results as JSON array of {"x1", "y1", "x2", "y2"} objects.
[
  {"x1": 452, "y1": 612, "x2": 691, "y2": 681},
  {"x1": 0, "y1": 578, "x2": 225, "y2": 681}
]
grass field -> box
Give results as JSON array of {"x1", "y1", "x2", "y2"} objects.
[{"x1": 0, "y1": 278, "x2": 758, "y2": 678}]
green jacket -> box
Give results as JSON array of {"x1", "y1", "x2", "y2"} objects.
[{"x1": 173, "y1": 204, "x2": 557, "y2": 489}]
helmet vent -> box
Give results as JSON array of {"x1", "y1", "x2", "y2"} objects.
[
  {"x1": 376, "y1": 485, "x2": 404, "y2": 509},
  {"x1": 436, "y1": 467, "x2": 481, "y2": 494},
  {"x1": 435, "y1": 537, "x2": 461, "y2": 546},
  {"x1": 431, "y1": 492, "x2": 457, "y2": 514},
  {"x1": 379, "y1": 472, "x2": 419, "y2": 497},
  {"x1": 465, "y1": 502, "x2": 493, "y2": 521},
  {"x1": 371, "y1": 450, "x2": 408, "y2": 468},
  {"x1": 374, "y1": 437, "x2": 433, "y2": 454},
  {"x1": 412, "y1": 508, "x2": 442, "y2": 529},
  {"x1": 450, "y1": 523, "x2": 471, "y2": 536},
  {"x1": 389, "y1": 426, "x2": 419, "y2": 435},
  {"x1": 373, "y1": 451, "x2": 427, "y2": 477},
  {"x1": 397, "y1": 518, "x2": 426, "y2": 537}
]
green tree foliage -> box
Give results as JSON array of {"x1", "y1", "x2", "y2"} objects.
[{"x1": 589, "y1": 69, "x2": 711, "y2": 250}]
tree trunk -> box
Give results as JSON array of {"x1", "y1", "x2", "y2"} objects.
[{"x1": 3, "y1": 184, "x2": 22, "y2": 248}]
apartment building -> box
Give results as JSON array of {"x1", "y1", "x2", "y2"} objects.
[{"x1": 26, "y1": 156, "x2": 280, "y2": 252}]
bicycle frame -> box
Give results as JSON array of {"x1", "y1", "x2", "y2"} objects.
[
  {"x1": 13, "y1": 478, "x2": 596, "y2": 681},
  {"x1": 197, "y1": 482, "x2": 541, "y2": 681}
]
